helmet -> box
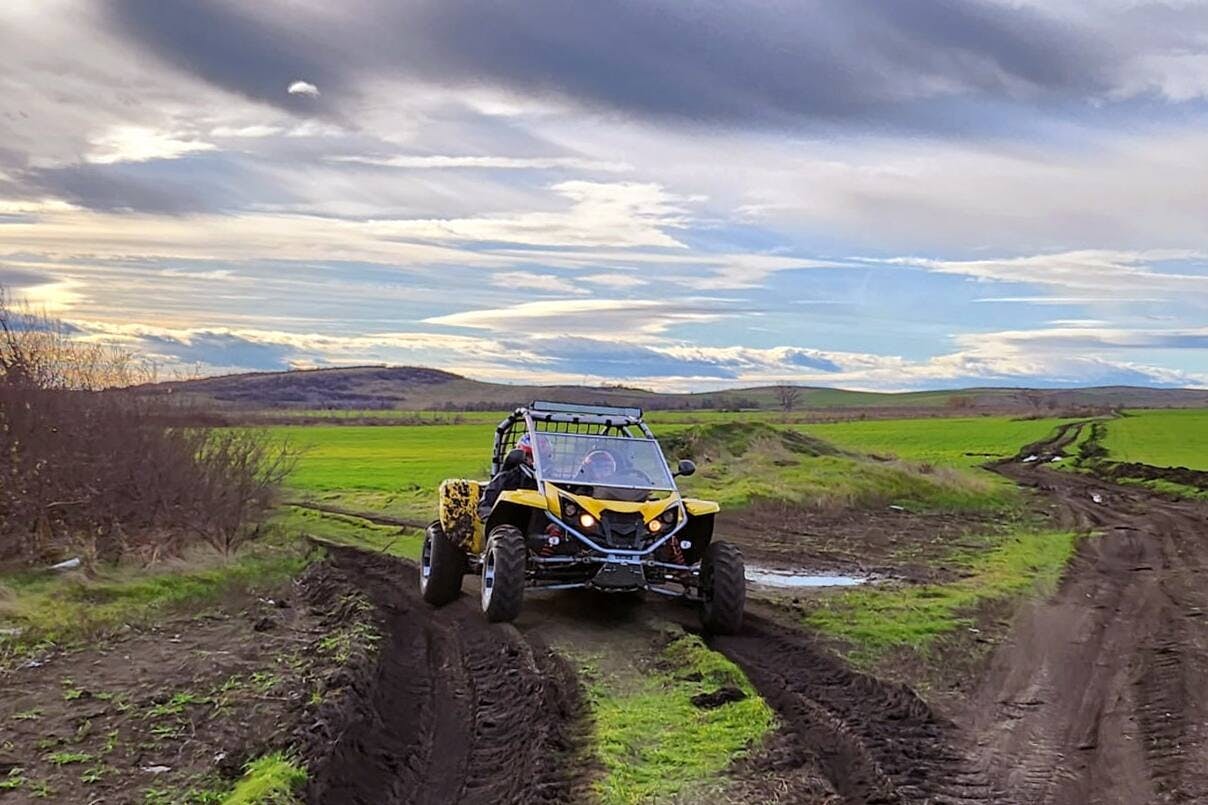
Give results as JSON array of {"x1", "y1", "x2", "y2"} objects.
[
  {"x1": 579, "y1": 449, "x2": 617, "y2": 481},
  {"x1": 518, "y1": 433, "x2": 553, "y2": 461}
]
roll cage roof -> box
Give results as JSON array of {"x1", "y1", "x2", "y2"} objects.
[{"x1": 491, "y1": 401, "x2": 657, "y2": 476}]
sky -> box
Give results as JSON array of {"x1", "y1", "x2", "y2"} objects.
[{"x1": 2, "y1": 0, "x2": 1208, "y2": 392}]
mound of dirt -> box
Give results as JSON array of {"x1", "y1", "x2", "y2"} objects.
[{"x1": 662, "y1": 421, "x2": 843, "y2": 462}]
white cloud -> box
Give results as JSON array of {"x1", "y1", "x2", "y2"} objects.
[
  {"x1": 364, "y1": 181, "x2": 694, "y2": 248},
  {"x1": 489, "y1": 271, "x2": 586, "y2": 295},
  {"x1": 580, "y1": 272, "x2": 647, "y2": 288},
  {"x1": 329, "y1": 154, "x2": 630, "y2": 172},
  {"x1": 903, "y1": 249, "x2": 1208, "y2": 302},
  {"x1": 85, "y1": 126, "x2": 216, "y2": 164},
  {"x1": 210, "y1": 125, "x2": 284, "y2": 138},
  {"x1": 423, "y1": 298, "x2": 728, "y2": 337},
  {"x1": 287, "y1": 80, "x2": 319, "y2": 97}
]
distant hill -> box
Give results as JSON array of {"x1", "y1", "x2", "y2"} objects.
[{"x1": 134, "y1": 365, "x2": 1208, "y2": 415}]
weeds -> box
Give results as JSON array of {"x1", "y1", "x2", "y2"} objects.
[
  {"x1": 222, "y1": 753, "x2": 307, "y2": 805},
  {"x1": 46, "y1": 751, "x2": 94, "y2": 766},
  {"x1": 0, "y1": 769, "x2": 24, "y2": 790}
]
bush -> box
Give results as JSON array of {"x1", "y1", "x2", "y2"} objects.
[{"x1": 0, "y1": 291, "x2": 293, "y2": 566}]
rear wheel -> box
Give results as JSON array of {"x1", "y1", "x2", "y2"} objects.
[
  {"x1": 481, "y1": 525, "x2": 527, "y2": 623},
  {"x1": 420, "y1": 522, "x2": 465, "y2": 606},
  {"x1": 699, "y1": 541, "x2": 745, "y2": 634}
]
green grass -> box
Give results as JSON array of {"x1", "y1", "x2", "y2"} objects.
[
  {"x1": 589, "y1": 634, "x2": 775, "y2": 804},
  {"x1": 664, "y1": 421, "x2": 1010, "y2": 513},
  {"x1": 277, "y1": 419, "x2": 1023, "y2": 522},
  {"x1": 1099, "y1": 409, "x2": 1208, "y2": 470},
  {"x1": 797, "y1": 415, "x2": 1078, "y2": 471},
  {"x1": 0, "y1": 550, "x2": 307, "y2": 651},
  {"x1": 272, "y1": 425, "x2": 492, "y2": 492},
  {"x1": 806, "y1": 529, "x2": 1078, "y2": 663},
  {"x1": 270, "y1": 506, "x2": 423, "y2": 560},
  {"x1": 222, "y1": 754, "x2": 306, "y2": 805}
]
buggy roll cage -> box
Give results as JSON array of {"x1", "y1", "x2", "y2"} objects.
[{"x1": 491, "y1": 401, "x2": 659, "y2": 477}]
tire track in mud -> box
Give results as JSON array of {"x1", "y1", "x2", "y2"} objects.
[
  {"x1": 968, "y1": 431, "x2": 1208, "y2": 805},
  {"x1": 711, "y1": 615, "x2": 991, "y2": 805},
  {"x1": 305, "y1": 546, "x2": 589, "y2": 805}
]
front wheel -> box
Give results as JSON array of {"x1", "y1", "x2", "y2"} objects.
[
  {"x1": 699, "y1": 541, "x2": 745, "y2": 634},
  {"x1": 421, "y1": 522, "x2": 465, "y2": 606},
  {"x1": 481, "y1": 525, "x2": 527, "y2": 623}
]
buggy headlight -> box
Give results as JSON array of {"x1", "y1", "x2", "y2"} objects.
[
  {"x1": 647, "y1": 518, "x2": 663, "y2": 533},
  {"x1": 578, "y1": 513, "x2": 597, "y2": 530}
]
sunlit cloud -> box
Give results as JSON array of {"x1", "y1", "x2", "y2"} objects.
[{"x1": 85, "y1": 126, "x2": 216, "y2": 165}]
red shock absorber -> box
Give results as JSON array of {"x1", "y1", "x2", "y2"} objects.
[
  {"x1": 539, "y1": 524, "x2": 563, "y2": 557},
  {"x1": 668, "y1": 536, "x2": 685, "y2": 565}
]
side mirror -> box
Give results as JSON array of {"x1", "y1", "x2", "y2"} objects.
[
  {"x1": 674, "y1": 459, "x2": 696, "y2": 478},
  {"x1": 503, "y1": 448, "x2": 527, "y2": 470}
]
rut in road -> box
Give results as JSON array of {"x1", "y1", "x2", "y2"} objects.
[
  {"x1": 968, "y1": 428, "x2": 1208, "y2": 805},
  {"x1": 304, "y1": 547, "x2": 590, "y2": 805},
  {"x1": 711, "y1": 614, "x2": 992, "y2": 805}
]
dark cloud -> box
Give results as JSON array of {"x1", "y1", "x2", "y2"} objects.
[
  {"x1": 0, "y1": 266, "x2": 57, "y2": 290},
  {"x1": 102, "y1": 0, "x2": 1115, "y2": 131},
  {"x1": 23, "y1": 154, "x2": 293, "y2": 215},
  {"x1": 136, "y1": 331, "x2": 294, "y2": 371},
  {"x1": 783, "y1": 348, "x2": 842, "y2": 373},
  {"x1": 105, "y1": 0, "x2": 338, "y2": 114}
]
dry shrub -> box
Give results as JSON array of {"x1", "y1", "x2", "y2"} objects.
[{"x1": 0, "y1": 290, "x2": 294, "y2": 566}]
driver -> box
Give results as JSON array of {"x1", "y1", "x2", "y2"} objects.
[
  {"x1": 478, "y1": 433, "x2": 546, "y2": 517},
  {"x1": 576, "y1": 449, "x2": 618, "y2": 483}
]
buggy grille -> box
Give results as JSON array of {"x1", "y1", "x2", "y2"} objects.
[{"x1": 600, "y1": 510, "x2": 644, "y2": 549}]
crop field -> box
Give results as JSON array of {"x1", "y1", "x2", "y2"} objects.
[
  {"x1": 797, "y1": 415, "x2": 1079, "y2": 470},
  {"x1": 1098, "y1": 409, "x2": 1208, "y2": 470}
]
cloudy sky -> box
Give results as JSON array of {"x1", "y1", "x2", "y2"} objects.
[{"x1": 3, "y1": 0, "x2": 1208, "y2": 391}]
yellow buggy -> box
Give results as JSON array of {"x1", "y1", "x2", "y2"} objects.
[{"x1": 420, "y1": 402, "x2": 745, "y2": 633}]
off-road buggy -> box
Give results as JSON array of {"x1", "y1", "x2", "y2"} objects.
[{"x1": 420, "y1": 402, "x2": 746, "y2": 633}]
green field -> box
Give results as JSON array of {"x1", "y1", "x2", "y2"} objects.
[
  {"x1": 797, "y1": 416, "x2": 1077, "y2": 471},
  {"x1": 1099, "y1": 409, "x2": 1208, "y2": 470},
  {"x1": 274, "y1": 416, "x2": 1066, "y2": 520}
]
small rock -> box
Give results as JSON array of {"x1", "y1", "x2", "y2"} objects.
[
  {"x1": 253, "y1": 616, "x2": 278, "y2": 633},
  {"x1": 51, "y1": 558, "x2": 82, "y2": 571},
  {"x1": 691, "y1": 686, "x2": 747, "y2": 709},
  {"x1": 888, "y1": 504, "x2": 906, "y2": 512},
  {"x1": 142, "y1": 765, "x2": 172, "y2": 775},
  {"x1": 1022, "y1": 454, "x2": 1039, "y2": 463}
]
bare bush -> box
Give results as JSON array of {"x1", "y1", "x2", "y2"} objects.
[{"x1": 0, "y1": 290, "x2": 294, "y2": 566}]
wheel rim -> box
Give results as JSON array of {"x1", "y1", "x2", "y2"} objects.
[
  {"x1": 420, "y1": 532, "x2": 433, "y2": 590},
  {"x1": 481, "y1": 544, "x2": 496, "y2": 610}
]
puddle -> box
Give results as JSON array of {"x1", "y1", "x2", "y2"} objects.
[{"x1": 745, "y1": 566, "x2": 868, "y2": 589}]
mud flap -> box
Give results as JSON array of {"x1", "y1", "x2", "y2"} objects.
[
  {"x1": 591, "y1": 561, "x2": 646, "y2": 590},
  {"x1": 439, "y1": 479, "x2": 484, "y2": 553}
]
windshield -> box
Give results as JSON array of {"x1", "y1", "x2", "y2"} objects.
[{"x1": 530, "y1": 432, "x2": 675, "y2": 491}]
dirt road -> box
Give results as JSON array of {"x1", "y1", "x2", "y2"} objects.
[{"x1": 967, "y1": 437, "x2": 1208, "y2": 805}]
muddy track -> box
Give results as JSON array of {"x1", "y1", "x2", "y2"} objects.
[
  {"x1": 306, "y1": 546, "x2": 589, "y2": 805},
  {"x1": 968, "y1": 432, "x2": 1208, "y2": 804},
  {"x1": 711, "y1": 614, "x2": 991, "y2": 804}
]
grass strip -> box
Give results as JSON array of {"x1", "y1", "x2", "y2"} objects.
[
  {"x1": 589, "y1": 634, "x2": 775, "y2": 804},
  {"x1": 806, "y1": 529, "x2": 1078, "y2": 663}
]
